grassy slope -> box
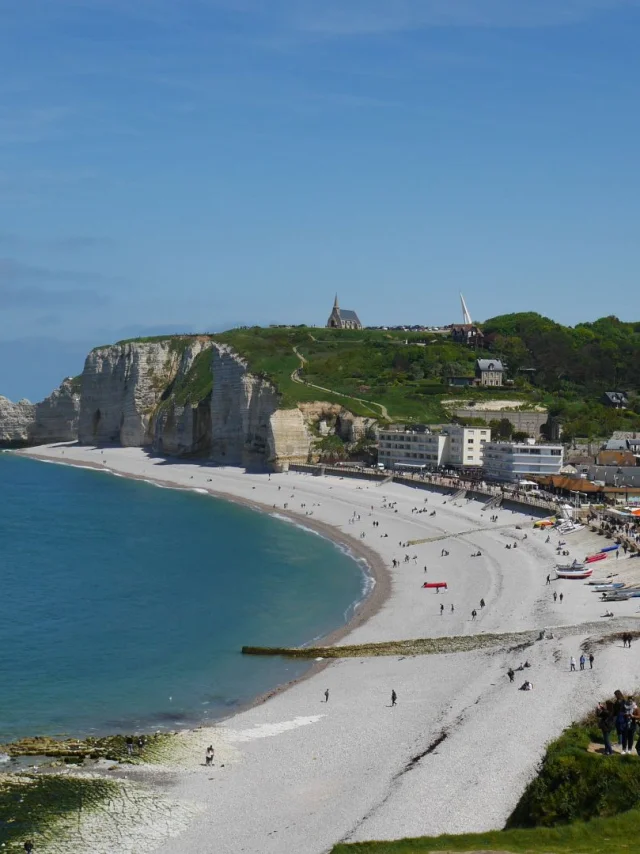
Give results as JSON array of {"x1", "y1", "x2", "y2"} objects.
[
  {"x1": 332, "y1": 707, "x2": 640, "y2": 853},
  {"x1": 214, "y1": 327, "x2": 513, "y2": 421}
]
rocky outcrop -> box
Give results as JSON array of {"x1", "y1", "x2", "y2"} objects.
[
  {"x1": 0, "y1": 397, "x2": 35, "y2": 444},
  {"x1": 0, "y1": 378, "x2": 80, "y2": 445},
  {"x1": 78, "y1": 338, "x2": 211, "y2": 447},
  {"x1": 297, "y1": 402, "x2": 377, "y2": 444},
  {"x1": 32, "y1": 378, "x2": 81, "y2": 443}
]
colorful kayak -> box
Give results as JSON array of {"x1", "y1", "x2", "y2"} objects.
[
  {"x1": 586, "y1": 553, "x2": 607, "y2": 564},
  {"x1": 422, "y1": 582, "x2": 448, "y2": 589},
  {"x1": 600, "y1": 545, "x2": 619, "y2": 553},
  {"x1": 556, "y1": 567, "x2": 593, "y2": 580}
]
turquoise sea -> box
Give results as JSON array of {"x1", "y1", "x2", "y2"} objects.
[{"x1": 0, "y1": 454, "x2": 367, "y2": 742}]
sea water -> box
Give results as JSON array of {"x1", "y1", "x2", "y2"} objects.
[{"x1": 0, "y1": 454, "x2": 367, "y2": 741}]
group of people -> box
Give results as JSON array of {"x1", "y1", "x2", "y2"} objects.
[
  {"x1": 507, "y1": 661, "x2": 533, "y2": 690},
  {"x1": 598, "y1": 691, "x2": 640, "y2": 755},
  {"x1": 570, "y1": 654, "x2": 595, "y2": 671}
]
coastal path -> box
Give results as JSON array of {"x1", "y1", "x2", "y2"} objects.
[{"x1": 291, "y1": 345, "x2": 390, "y2": 420}]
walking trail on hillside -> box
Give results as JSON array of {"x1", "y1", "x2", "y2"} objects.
[{"x1": 291, "y1": 345, "x2": 390, "y2": 420}]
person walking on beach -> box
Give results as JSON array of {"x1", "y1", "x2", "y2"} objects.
[
  {"x1": 324, "y1": 688, "x2": 329, "y2": 703},
  {"x1": 508, "y1": 668, "x2": 515, "y2": 683},
  {"x1": 24, "y1": 843, "x2": 33, "y2": 854},
  {"x1": 589, "y1": 653, "x2": 595, "y2": 669},
  {"x1": 570, "y1": 656, "x2": 576, "y2": 671},
  {"x1": 205, "y1": 745, "x2": 214, "y2": 766},
  {"x1": 126, "y1": 737, "x2": 134, "y2": 756},
  {"x1": 391, "y1": 690, "x2": 397, "y2": 707},
  {"x1": 440, "y1": 603, "x2": 444, "y2": 615},
  {"x1": 553, "y1": 591, "x2": 558, "y2": 602},
  {"x1": 480, "y1": 598, "x2": 485, "y2": 609},
  {"x1": 559, "y1": 592, "x2": 564, "y2": 603},
  {"x1": 451, "y1": 604, "x2": 455, "y2": 613},
  {"x1": 546, "y1": 574, "x2": 551, "y2": 585},
  {"x1": 579, "y1": 654, "x2": 586, "y2": 671},
  {"x1": 471, "y1": 609, "x2": 477, "y2": 620}
]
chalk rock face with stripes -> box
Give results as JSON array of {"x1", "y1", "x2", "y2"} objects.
[
  {"x1": 78, "y1": 338, "x2": 211, "y2": 449},
  {"x1": 0, "y1": 379, "x2": 80, "y2": 446}
]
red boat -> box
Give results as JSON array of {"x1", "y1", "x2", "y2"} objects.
[
  {"x1": 422, "y1": 582, "x2": 448, "y2": 590},
  {"x1": 585, "y1": 553, "x2": 607, "y2": 564}
]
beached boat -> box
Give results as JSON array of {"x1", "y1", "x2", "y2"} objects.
[
  {"x1": 592, "y1": 583, "x2": 625, "y2": 592},
  {"x1": 602, "y1": 592, "x2": 631, "y2": 601},
  {"x1": 556, "y1": 561, "x2": 585, "y2": 571},
  {"x1": 556, "y1": 566, "x2": 593, "y2": 580},
  {"x1": 600, "y1": 545, "x2": 620, "y2": 553},
  {"x1": 585, "y1": 553, "x2": 607, "y2": 564},
  {"x1": 422, "y1": 582, "x2": 448, "y2": 590}
]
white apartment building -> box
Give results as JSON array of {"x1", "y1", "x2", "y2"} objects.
[
  {"x1": 482, "y1": 440, "x2": 564, "y2": 482},
  {"x1": 446, "y1": 425, "x2": 490, "y2": 468},
  {"x1": 377, "y1": 427, "x2": 447, "y2": 470},
  {"x1": 377, "y1": 425, "x2": 490, "y2": 470}
]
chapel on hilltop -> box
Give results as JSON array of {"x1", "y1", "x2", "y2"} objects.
[{"x1": 326, "y1": 295, "x2": 362, "y2": 330}]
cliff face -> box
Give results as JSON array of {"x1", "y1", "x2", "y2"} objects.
[
  {"x1": 210, "y1": 344, "x2": 288, "y2": 467},
  {"x1": 0, "y1": 379, "x2": 80, "y2": 446},
  {"x1": 32, "y1": 379, "x2": 81, "y2": 443},
  {"x1": 1, "y1": 338, "x2": 378, "y2": 461},
  {"x1": 152, "y1": 397, "x2": 212, "y2": 456},
  {"x1": 78, "y1": 339, "x2": 211, "y2": 447},
  {"x1": 0, "y1": 397, "x2": 36, "y2": 444},
  {"x1": 70, "y1": 337, "x2": 377, "y2": 467}
]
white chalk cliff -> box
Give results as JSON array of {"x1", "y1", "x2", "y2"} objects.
[
  {"x1": 78, "y1": 339, "x2": 211, "y2": 447},
  {"x1": 1, "y1": 337, "x2": 377, "y2": 461},
  {"x1": 0, "y1": 380, "x2": 80, "y2": 445}
]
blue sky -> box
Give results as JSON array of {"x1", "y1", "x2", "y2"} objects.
[{"x1": 1, "y1": 0, "x2": 639, "y2": 400}]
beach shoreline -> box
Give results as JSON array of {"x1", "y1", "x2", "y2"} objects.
[{"x1": 12, "y1": 443, "x2": 640, "y2": 854}]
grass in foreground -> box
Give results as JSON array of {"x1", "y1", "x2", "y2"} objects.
[{"x1": 331, "y1": 810, "x2": 640, "y2": 853}]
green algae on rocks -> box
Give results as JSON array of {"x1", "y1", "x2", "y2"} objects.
[
  {"x1": 0, "y1": 732, "x2": 173, "y2": 763},
  {"x1": 0, "y1": 774, "x2": 120, "y2": 850}
]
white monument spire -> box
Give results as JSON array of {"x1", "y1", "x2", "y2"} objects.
[{"x1": 460, "y1": 292, "x2": 473, "y2": 325}]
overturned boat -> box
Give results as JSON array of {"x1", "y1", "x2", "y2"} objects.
[{"x1": 556, "y1": 566, "x2": 593, "y2": 580}]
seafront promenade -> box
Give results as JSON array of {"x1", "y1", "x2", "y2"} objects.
[{"x1": 16, "y1": 443, "x2": 640, "y2": 854}]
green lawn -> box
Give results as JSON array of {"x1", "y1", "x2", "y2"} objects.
[{"x1": 331, "y1": 811, "x2": 640, "y2": 853}]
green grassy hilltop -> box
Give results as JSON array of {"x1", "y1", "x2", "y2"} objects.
[{"x1": 106, "y1": 313, "x2": 640, "y2": 437}]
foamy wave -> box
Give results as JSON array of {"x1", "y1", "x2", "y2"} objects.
[{"x1": 271, "y1": 513, "x2": 323, "y2": 537}]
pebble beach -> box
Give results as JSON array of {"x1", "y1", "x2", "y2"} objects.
[{"x1": 18, "y1": 443, "x2": 640, "y2": 854}]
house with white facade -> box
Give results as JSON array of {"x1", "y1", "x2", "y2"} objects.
[{"x1": 482, "y1": 440, "x2": 563, "y2": 482}]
